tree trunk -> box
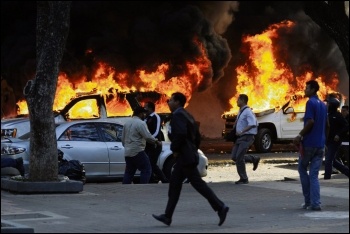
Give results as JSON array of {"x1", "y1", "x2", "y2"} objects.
[
  {"x1": 304, "y1": 1, "x2": 349, "y2": 77},
  {"x1": 23, "y1": 1, "x2": 71, "y2": 181}
]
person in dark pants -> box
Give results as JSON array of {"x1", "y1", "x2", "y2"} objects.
[
  {"x1": 231, "y1": 94, "x2": 260, "y2": 184},
  {"x1": 144, "y1": 101, "x2": 169, "y2": 183},
  {"x1": 121, "y1": 106, "x2": 162, "y2": 184},
  {"x1": 336, "y1": 105, "x2": 349, "y2": 167},
  {"x1": 324, "y1": 97, "x2": 349, "y2": 179},
  {"x1": 1, "y1": 157, "x2": 25, "y2": 176},
  {"x1": 152, "y1": 92, "x2": 229, "y2": 226}
]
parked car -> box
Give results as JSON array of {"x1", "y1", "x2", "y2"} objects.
[{"x1": 1, "y1": 119, "x2": 208, "y2": 182}]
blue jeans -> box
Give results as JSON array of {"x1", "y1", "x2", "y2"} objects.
[
  {"x1": 122, "y1": 151, "x2": 151, "y2": 184},
  {"x1": 298, "y1": 146, "x2": 324, "y2": 208}
]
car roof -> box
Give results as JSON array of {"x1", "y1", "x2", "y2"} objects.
[
  {"x1": 16, "y1": 119, "x2": 128, "y2": 141},
  {"x1": 56, "y1": 119, "x2": 126, "y2": 126}
]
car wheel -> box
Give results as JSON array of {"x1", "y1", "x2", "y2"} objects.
[
  {"x1": 81, "y1": 176, "x2": 87, "y2": 184},
  {"x1": 254, "y1": 128, "x2": 273, "y2": 153},
  {"x1": 163, "y1": 155, "x2": 176, "y2": 180}
]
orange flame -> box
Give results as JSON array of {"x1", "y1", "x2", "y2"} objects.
[
  {"x1": 16, "y1": 40, "x2": 211, "y2": 118},
  {"x1": 224, "y1": 21, "x2": 345, "y2": 116}
]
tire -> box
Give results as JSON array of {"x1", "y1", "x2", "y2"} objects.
[
  {"x1": 163, "y1": 156, "x2": 176, "y2": 180},
  {"x1": 81, "y1": 176, "x2": 87, "y2": 184},
  {"x1": 254, "y1": 128, "x2": 273, "y2": 153}
]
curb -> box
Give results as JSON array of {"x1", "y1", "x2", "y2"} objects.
[
  {"x1": 1, "y1": 219, "x2": 34, "y2": 233},
  {"x1": 1, "y1": 178, "x2": 83, "y2": 194}
]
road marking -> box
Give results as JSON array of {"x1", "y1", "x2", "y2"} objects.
[
  {"x1": 1, "y1": 211, "x2": 68, "y2": 221},
  {"x1": 249, "y1": 181, "x2": 349, "y2": 199},
  {"x1": 301, "y1": 211, "x2": 349, "y2": 219}
]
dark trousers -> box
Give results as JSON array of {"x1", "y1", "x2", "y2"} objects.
[
  {"x1": 164, "y1": 162, "x2": 224, "y2": 218},
  {"x1": 336, "y1": 144, "x2": 349, "y2": 167},
  {"x1": 145, "y1": 144, "x2": 168, "y2": 182},
  {"x1": 122, "y1": 151, "x2": 151, "y2": 184},
  {"x1": 325, "y1": 142, "x2": 349, "y2": 178},
  {"x1": 1, "y1": 158, "x2": 17, "y2": 168},
  {"x1": 231, "y1": 135, "x2": 255, "y2": 180}
]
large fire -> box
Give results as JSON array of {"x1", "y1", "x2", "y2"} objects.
[
  {"x1": 224, "y1": 21, "x2": 344, "y2": 116},
  {"x1": 12, "y1": 20, "x2": 347, "y2": 120},
  {"x1": 16, "y1": 39, "x2": 211, "y2": 118}
]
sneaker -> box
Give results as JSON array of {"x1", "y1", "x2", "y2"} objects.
[
  {"x1": 15, "y1": 157, "x2": 25, "y2": 177},
  {"x1": 235, "y1": 179, "x2": 249, "y2": 184},
  {"x1": 310, "y1": 206, "x2": 322, "y2": 211}
]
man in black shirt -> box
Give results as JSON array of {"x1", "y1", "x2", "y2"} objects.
[{"x1": 152, "y1": 92, "x2": 229, "y2": 226}]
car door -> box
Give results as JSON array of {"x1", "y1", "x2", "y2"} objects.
[
  {"x1": 98, "y1": 122, "x2": 125, "y2": 177},
  {"x1": 57, "y1": 123, "x2": 109, "y2": 177},
  {"x1": 280, "y1": 107, "x2": 304, "y2": 139}
]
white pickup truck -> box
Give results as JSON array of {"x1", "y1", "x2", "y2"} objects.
[
  {"x1": 222, "y1": 98, "x2": 304, "y2": 153},
  {"x1": 1, "y1": 91, "x2": 171, "y2": 139}
]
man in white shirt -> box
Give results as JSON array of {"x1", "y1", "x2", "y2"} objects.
[{"x1": 231, "y1": 94, "x2": 260, "y2": 184}]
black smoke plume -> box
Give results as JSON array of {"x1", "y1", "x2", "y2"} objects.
[{"x1": 2, "y1": 1, "x2": 348, "y2": 138}]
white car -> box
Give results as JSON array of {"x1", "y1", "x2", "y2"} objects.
[{"x1": 1, "y1": 119, "x2": 208, "y2": 182}]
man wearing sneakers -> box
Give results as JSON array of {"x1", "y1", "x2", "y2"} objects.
[
  {"x1": 231, "y1": 94, "x2": 260, "y2": 184},
  {"x1": 293, "y1": 80, "x2": 329, "y2": 211}
]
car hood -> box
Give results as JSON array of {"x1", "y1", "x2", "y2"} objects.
[
  {"x1": 222, "y1": 108, "x2": 275, "y2": 119},
  {"x1": 1, "y1": 117, "x2": 29, "y2": 126},
  {"x1": 1, "y1": 137, "x2": 26, "y2": 144}
]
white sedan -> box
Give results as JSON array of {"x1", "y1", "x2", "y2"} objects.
[{"x1": 1, "y1": 120, "x2": 208, "y2": 182}]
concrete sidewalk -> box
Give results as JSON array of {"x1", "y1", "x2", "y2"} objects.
[{"x1": 1, "y1": 173, "x2": 348, "y2": 233}]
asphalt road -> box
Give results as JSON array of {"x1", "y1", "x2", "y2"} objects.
[{"x1": 1, "y1": 138, "x2": 348, "y2": 233}]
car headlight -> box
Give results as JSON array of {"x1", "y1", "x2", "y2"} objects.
[
  {"x1": 1, "y1": 129, "x2": 17, "y2": 138},
  {"x1": 1, "y1": 146, "x2": 26, "y2": 155}
]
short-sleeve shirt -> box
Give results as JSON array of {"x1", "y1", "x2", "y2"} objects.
[
  {"x1": 302, "y1": 95, "x2": 327, "y2": 147},
  {"x1": 236, "y1": 105, "x2": 258, "y2": 135}
]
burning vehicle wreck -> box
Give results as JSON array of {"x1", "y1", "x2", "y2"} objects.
[
  {"x1": 222, "y1": 93, "x2": 345, "y2": 153},
  {"x1": 1, "y1": 91, "x2": 171, "y2": 139}
]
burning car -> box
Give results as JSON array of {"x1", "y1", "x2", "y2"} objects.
[
  {"x1": 222, "y1": 95, "x2": 305, "y2": 153},
  {"x1": 223, "y1": 93, "x2": 345, "y2": 153}
]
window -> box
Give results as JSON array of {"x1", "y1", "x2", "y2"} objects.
[
  {"x1": 99, "y1": 123, "x2": 123, "y2": 142},
  {"x1": 58, "y1": 123, "x2": 100, "y2": 141}
]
